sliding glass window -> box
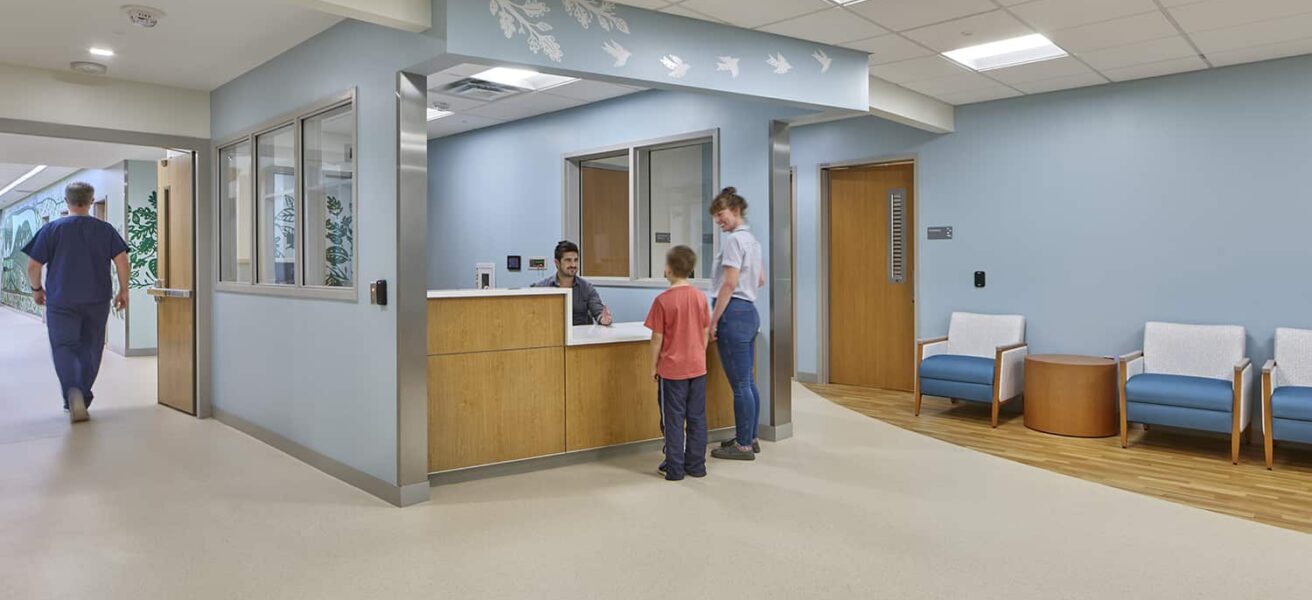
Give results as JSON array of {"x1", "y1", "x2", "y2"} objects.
[
  {"x1": 637, "y1": 138, "x2": 715, "y2": 280},
  {"x1": 578, "y1": 152, "x2": 630, "y2": 278},
  {"x1": 256, "y1": 124, "x2": 296, "y2": 285},
  {"x1": 302, "y1": 104, "x2": 354, "y2": 288},
  {"x1": 218, "y1": 141, "x2": 252, "y2": 283}
]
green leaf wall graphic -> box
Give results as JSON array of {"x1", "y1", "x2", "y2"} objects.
[{"x1": 126, "y1": 190, "x2": 158, "y2": 288}]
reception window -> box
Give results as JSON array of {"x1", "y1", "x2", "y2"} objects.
[
  {"x1": 565, "y1": 130, "x2": 718, "y2": 285},
  {"x1": 216, "y1": 89, "x2": 356, "y2": 300}
]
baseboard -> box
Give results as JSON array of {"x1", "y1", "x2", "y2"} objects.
[
  {"x1": 212, "y1": 407, "x2": 429, "y2": 507},
  {"x1": 758, "y1": 422, "x2": 793, "y2": 442},
  {"x1": 795, "y1": 371, "x2": 818, "y2": 384},
  {"x1": 429, "y1": 427, "x2": 737, "y2": 486}
]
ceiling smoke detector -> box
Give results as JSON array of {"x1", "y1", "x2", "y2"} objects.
[
  {"x1": 70, "y1": 61, "x2": 108, "y2": 75},
  {"x1": 122, "y1": 5, "x2": 165, "y2": 28}
]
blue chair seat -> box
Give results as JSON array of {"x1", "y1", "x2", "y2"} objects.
[
  {"x1": 1125, "y1": 373, "x2": 1233, "y2": 412},
  {"x1": 1271, "y1": 386, "x2": 1312, "y2": 422},
  {"x1": 919, "y1": 354, "x2": 994, "y2": 385}
]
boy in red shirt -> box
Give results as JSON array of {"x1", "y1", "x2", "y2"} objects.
[{"x1": 644, "y1": 245, "x2": 711, "y2": 481}]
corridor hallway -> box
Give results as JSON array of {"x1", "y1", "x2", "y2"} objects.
[{"x1": 2, "y1": 308, "x2": 1312, "y2": 598}]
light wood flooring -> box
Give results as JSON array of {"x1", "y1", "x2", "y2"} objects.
[{"x1": 809, "y1": 382, "x2": 1312, "y2": 534}]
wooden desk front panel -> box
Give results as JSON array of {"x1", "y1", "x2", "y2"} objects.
[
  {"x1": 428, "y1": 347, "x2": 566, "y2": 472},
  {"x1": 565, "y1": 342, "x2": 737, "y2": 451},
  {"x1": 427, "y1": 295, "x2": 565, "y2": 355}
]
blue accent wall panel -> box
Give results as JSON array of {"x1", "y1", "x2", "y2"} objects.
[{"x1": 791, "y1": 54, "x2": 1312, "y2": 379}]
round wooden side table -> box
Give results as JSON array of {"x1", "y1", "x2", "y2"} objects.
[{"x1": 1023, "y1": 354, "x2": 1118, "y2": 438}]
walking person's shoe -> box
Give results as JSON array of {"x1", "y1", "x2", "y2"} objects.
[
  {"x1": 656, "y1": 462, "x2": 684, "y2": 481},
  {"x1": 719, "y1": 438, "x2": 760, "y2": 453},
  {"x1": 711, "y1": 444, "x2": 755, "y2": 461},
  {"x1": 67, "y1": 389, "x2": 89, "y2": 423}
]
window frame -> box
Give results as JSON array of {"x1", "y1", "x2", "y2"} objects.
[
  {"x1": 563, "y1": 128, "x2": 720, "y2": 289},
  {"x1": 213, "y1": 88, "x2": 358, "y2": 301}
]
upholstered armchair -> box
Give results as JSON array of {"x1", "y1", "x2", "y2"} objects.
[
  {"x1": 1119, "y1": 322, "x2": 1252, "y2": 464},
  {"x1": 1261, "y1": 328, "x2": 1312, "y2": 469},
  {"x1": 914, "y1": 312, "x2": 1027, "y2": 428}
]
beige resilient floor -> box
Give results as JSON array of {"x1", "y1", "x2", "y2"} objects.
[{"x1": 3, "y1": 306, "x2": 1312, "y2": 599}]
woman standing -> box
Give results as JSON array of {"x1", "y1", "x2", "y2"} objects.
[{"x1": 708, "y1": 187, "x2": 766, "y2": 461}]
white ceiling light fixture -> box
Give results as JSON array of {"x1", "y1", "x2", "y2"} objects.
[
  {"x1": 471, "y1": 67, "x2": 577, "y2": 91},
  {"x1": 0, "y1": 165, "x2": 47, "y2": 198},
  {"x1": 825, "y1": 0, "x2": 871, "y2": 5},
  {"x1": 69, "y1": 61, "x2": 108, "y2": 75},
  {"x1": 426, "y1": 107, "x2": 454, "y2": 121},
  {"x1": 943, "y1": 34, "x2": 1068, "y2": 72},
  {"x1": 89, "y1": 47, "x2": 115, "y2": 57}
]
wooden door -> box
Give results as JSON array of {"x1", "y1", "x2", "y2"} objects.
[
  {"x1": 579, "y1": 166, "x2": 629, "y2": 277},
  {"x1": 828, "y1": 163, "x2": 915, "y2": 391},
  {"x1": 152, "y1": 151, "x2": 195, "y2": 414}
]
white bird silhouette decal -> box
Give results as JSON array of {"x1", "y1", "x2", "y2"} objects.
[
  {"x1": 602, "y1": 40, "x2": 631, "y2": 67},
  {"x1": 660, "y1": 55, "x2": 691, "y2": 78},
  {"x1": 767, "y1": 52, "x2": 792, "y2": 75},
  {"x1": 715, "y1": 56, "x2": 740, "y2": 78},
  {"x1": 812, "y1": 49, "x2": 832, "y2": 73}
]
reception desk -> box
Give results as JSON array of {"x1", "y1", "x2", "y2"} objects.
[{"x1": 426, "y1": 288, "x2": 734, "y2": 473}]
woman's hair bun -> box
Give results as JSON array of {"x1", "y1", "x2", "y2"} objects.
[{"x1": 720, "y1": 186, "x2": 737, "y2": 196}]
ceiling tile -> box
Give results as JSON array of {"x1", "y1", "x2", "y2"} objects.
[
  {"x1": 463, "y1": 91, "x2": 585, "y2": 121},
  {"x1": 427, "y1": 91, "x2": 489, "y2": 112},
  {"x1": 1205, "y1": 36, "x2": 1312, "y2": 67},
  {"x1": 1010, "y1": 71, "x2": 1108, "y2": 94},
  {"x1": 1168, "y1": 0, "x2": 1312, "y2": 33},
  {"x1": 540, "y1": 80, "x2": 642, "y2": 102},
  {"x1": 1009, "y1": 0, "x2": 1159, "y2": 32},
  {"x1": 1189, "y1": 12, "x2": 1312, "y2": 54},
  {"x1": 758, "y1": 7, "x2": 888, "y2": 44},
  {"x1": 1046, "y1": 11, "x2": 1178, "y2": 54},
  {"x1": 660, "y1": 4, "x2": 724, "y2": 23},
  {"x1": 844, "y1": 34, "x2": 934, "y2": 65},
  {"x1": 1077, "y1": 36, "x2": 1198, "y2": 71},
  {"x1": 869, "y1": 55, "x2": 973, "y2": 83},
  {"x1": 427, "y1": 114, "x2": 505, "y2": 139},
  {"x1": 985, "y1": 56, "x2": 1094, "y2": 85},
  {"x1": 901, "y1": 71, "x2": 1008, "y2": 95},
  {"x1": 1099, "y1": 55, "x2": 1208, "y2": 82},
  {"x1": 902, "y1": 10, "x2": 1034, "y2": 53},
  {"x1": 846, "y1": 0, "x2": 996, "y2": 32},
  {"x1": 935, "y1": 86, "x2": 1023, "y2": 105},
  {"x1": 611, "y1": 0, "x2": 670, "y2": 9},
  {"x1": 679, "y1": 0, "x2": 830, "y2": 29}
]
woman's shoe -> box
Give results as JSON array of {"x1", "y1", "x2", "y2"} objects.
[
  {"x1": 719, "y1": 438, "x2": 760, "y2": 453},
  {"x1": 711, "y1": 445, "x2": 755, "y2": 461}
]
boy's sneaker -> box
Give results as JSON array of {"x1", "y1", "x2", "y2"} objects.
[
  {"x1": 664, "y1": 471, "x2": 685, "y2": 481},
  {"x1": 67, "y1": 389, "x2": 89, "y2": 423},
  {"x1": 711, "y1": 445, "x2": 755, "y2": 461},
  {"x1": 686, "y1": 469, "x2": 707, "y2": 478},
  {"x1": 719, "y1": 438, "x2": 760, "y2": 453}
]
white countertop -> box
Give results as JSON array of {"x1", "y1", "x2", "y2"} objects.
[
  {"x1": 567, "y1": 321, "x2": 651, "y2": 346},
  {"x1": 426, "y1": 288, "x2": 570, "y2": 299}
]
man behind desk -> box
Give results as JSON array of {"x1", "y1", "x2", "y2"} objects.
[{"x1": 532, "y1": 240, "x2": 612, "y2": 326}]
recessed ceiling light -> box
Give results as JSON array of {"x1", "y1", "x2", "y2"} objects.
[
  {"x1": 426, "y1": 108, "x2": 454, "y2": 121},
  {"x1": 826, "y1": 0, "x2": 871, "y2": 5},
  {"x1": 943, "y1": 34, "x2": 1067, "y2": 72},
  {"x1": 89, "y1": 47, "x2": 115, "y2": 57},
  {"x1": 69, "y1": 61, "x2": 108, "y2": 75},
  {"x1": 0, "y1": 165, "x2": 47, "y2": 198},
  {"x1": 471, "y1": 67, "x2": 577, "y2": 91}
]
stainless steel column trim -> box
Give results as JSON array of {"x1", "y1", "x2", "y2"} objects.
[
  {"x1": 396, "y1": 72, "x2": 431, "y2": 493},
  {"x1": 768, "y1": 120, "x2": 792, "y2": 434}
]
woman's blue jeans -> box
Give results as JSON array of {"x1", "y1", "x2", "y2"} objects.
[{"x1": 715, "y1": 298, "x2": 761, "y2": 447}]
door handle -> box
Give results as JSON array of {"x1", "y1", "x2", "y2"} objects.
[{"x1": 147, "y1": 287, "x2": 193, "y2": 299}]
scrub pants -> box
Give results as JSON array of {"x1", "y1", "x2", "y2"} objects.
[
  {"x1": 45, "y1": 301, "x2": 111, "y2": 409},
  {"x1": 715, "y1": 298, "x2": 761, "y2": 447}
]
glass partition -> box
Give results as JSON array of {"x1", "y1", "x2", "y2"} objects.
[
  {"x1": 256, "y1": 124, "x2": 296, "y2": 285},
  {"x1": 218, "y1": 141, "x2": 252, "y2": 282}
]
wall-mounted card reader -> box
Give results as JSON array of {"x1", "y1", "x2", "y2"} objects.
[
  {"x1": 370, "y1": 279, "x2": 388, "y2": 305},
  {"x1": 974, "y1": 271, "x2": 986, "y2": 288},
  {"x1": 507, "y1": 255, "x2": 522, "y2": 272}
]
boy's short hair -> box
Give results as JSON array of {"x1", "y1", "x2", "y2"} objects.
[{"x1": 666, "y1": 245, "x2": 696, "y2": 279}]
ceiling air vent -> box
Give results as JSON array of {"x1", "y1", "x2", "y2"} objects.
[
  {"x1": 439, "y1": 78, "x2": 526, "y2": 102},
  {"x1": 123, "y1": 5, "x2": 165, "y2": 28}
]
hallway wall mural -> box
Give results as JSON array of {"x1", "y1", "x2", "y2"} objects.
[{"x1": 0, "y1": 195, "x2": 62, "y2": 315}]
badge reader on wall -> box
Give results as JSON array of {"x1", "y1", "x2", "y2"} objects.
[{"x1": 507, "y1": 255, "x2": 521, "y2": 272}]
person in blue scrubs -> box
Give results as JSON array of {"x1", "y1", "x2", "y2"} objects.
[{"x1": 23, "y1": 182, "x2": 130, "y2": 423}]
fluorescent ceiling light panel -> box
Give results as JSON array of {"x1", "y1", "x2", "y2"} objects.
[
  {"x1": 943, "y1": 34, "x2": 1067, "y2": 71},
  {"x1": 826, "y1": 0, "x2": 870, "y2": 5},
  {"x1": 0, "y1": 165, "x2": 47, "y2": 197},
  {"x1": 426, "y1": 108, "x2": 454, "y2": 121},
  {"x1": 89, "y1": 47, "x2": 115, "y2": 57},
  {"x1": 472, "y1": 67, "x2": 577, "y2": 91}
]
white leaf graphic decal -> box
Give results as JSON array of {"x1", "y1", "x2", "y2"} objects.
[
  {"x1": 562, "y1": 0, "x2": 630, "y2": 33},
  {"x1": 489, "y1": 0, "x2": 563, "y2": 62}
]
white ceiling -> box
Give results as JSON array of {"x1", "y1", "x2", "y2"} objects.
[
  {"x1": 0, "y1": 0, "x2": 342, "y2": 91},
  {"x1": 619, "y1": 0, "x2": 1312, "y2": 106},
  {"x1": 427, "y1": 64, "x2": 644, "y2": 139},
  {"x1": 0, "y1": 133, "x2": 165, "y2": 209}
]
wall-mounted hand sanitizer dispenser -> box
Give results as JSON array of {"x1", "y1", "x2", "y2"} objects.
[{"x1": 475, "y1": 262, "x2": 495, "y2": 289}]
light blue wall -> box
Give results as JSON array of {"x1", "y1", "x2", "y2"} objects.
[
  {"x1": 429, "y1": 88, "x2": 806, "y2": 419},
  {"x1": 210, "y1": 19, "x2": 443, "y2": 485},
  {"x1": 792, "y1": 54, "x2": 1312, "y2": 378}
]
